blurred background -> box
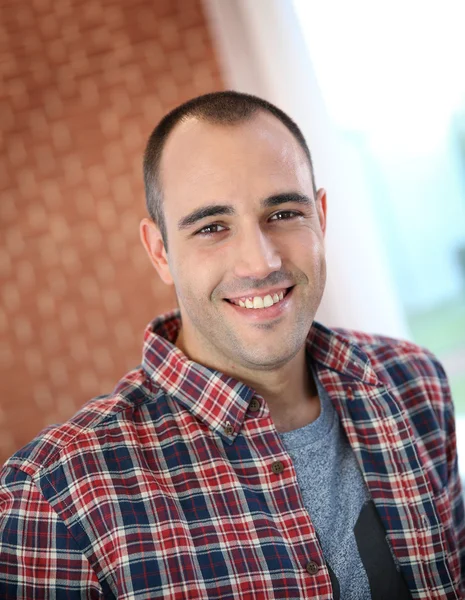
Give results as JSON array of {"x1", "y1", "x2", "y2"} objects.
[{"x1": 1, "y1": 0, "x2": 464, "y2": 476}]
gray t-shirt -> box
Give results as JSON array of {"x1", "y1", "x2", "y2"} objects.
[{"x1": 279, "y1": 371, "x2": 411, "y2": 599}]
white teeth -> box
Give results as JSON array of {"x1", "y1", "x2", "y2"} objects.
[
  {"x1": 253, "y1": 296, "x2": 264, "y2": 309},
  {"x1": 231, "y1": 289, "x2": 288, "y2": 309},
  {"x1": 263, "y1": 294, "x2": 273, "y2": 308}
]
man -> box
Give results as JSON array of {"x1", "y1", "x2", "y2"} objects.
[{"x1": 0, "y1": 91, "x2": 463, "y2": 599}]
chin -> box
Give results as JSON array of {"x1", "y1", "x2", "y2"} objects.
[{"x1": 235, "y1": 343, "x2": 301, "y2": 371}]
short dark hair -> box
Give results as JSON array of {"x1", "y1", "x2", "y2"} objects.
[{"x1": 143, "y1": 90, "x2": 316, "y2": 247}]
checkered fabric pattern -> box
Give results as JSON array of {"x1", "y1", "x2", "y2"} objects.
[{"x1": 0, "y1": 310, "x2": 463, "y2": 599}]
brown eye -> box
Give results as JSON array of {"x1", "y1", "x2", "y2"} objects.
[
  {"x1": 195, "y1": 223, "x2": 227, "y2": 236},
  {"x1": 269, "y1": 211, "x2": 300, "y2": 221}
]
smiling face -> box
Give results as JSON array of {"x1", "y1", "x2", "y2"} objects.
[{"x1": 141, "y1": 111, "x2": 327, "y2": 374}]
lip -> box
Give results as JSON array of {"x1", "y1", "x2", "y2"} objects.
[{"x1": 223, "y1": 286, "x2": 294, "y2": 321}]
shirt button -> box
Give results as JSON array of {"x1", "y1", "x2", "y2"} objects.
[
  {"x1": 223, "y1": 424, "x2": 234, "y2": 436},
  {"x1": 249, "y1": 398, "x2": 260, "y2": 412},
  {"x1": 305, "y1": 560, "x2": 319, "y2": 575},
  {"x1": 271, "y1": 460, "x2": 284, "y2": 474}
]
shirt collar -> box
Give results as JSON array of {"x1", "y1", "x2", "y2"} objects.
[
  {"x1": 142, "y1": 311, "x2": 379, "y2": 442},
  {"x1": 306, "y1": 321, "x2": 380, "y2": 386},
  {"x1": 142, "y1": 310, "x2": 255, "y2": 444}
]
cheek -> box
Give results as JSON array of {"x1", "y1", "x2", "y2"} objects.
[
  {"x1": 171, "y1": 250, "x2": 224, "y2": 302},
  {"x1": 286, "y1": 230, "x2": 324, "y2": 262},
  {"x1": 311, "y1": 242, "x2": 326, "y2": 277},
  {"x1": 291, "y1": 236, "x2": 326, "y2": 288}
]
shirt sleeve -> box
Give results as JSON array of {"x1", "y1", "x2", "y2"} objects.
[
  {"x1": 435, "y1": 358, "x2": 465, "y2": 594},
  {"x1": 0, "y1": 465, "x2": 104, "y2": 599}
]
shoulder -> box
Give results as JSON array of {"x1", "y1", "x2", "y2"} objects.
[
  {"x1": 1, "y1": 364, "x2": 161, "y2": 483},
  {"x1": 332, "y1": 326, "x2": 453, "y2": 439},
  {"x1": 329, "y1": 327, "x2": 459, "y2": 490},
  {"x1": 334, "y1": 327, "x2": 448, "y2": 388}
]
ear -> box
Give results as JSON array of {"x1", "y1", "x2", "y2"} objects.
[
  {"x1": 140, "y1": 218, "x2": 174, "y2": 285},
  {"x1": 315, "y1": 188, "x2": 327, "y2": 235}
]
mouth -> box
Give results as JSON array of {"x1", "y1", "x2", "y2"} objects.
[{"x1": 223, "y1": 286, "x2": 294, "y2": 318}]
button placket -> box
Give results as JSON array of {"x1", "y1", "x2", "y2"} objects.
[{"x1": 251, "y1": 430, "x2": 328, "y2": 593}]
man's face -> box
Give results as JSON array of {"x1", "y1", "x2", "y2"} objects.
[{"x1": 146, "y1": 111, "x2": 327, "y2": 372}]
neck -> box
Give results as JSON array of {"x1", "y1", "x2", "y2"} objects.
[
  {"x1": 175, "y1": 329, "x2": 320, "y2": 433},
  {"x1": 241, "y1": 347, "x2": 320, "y2": 432}
]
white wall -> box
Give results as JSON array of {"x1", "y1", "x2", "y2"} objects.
[{"x1": 203, "y1": 0, "x2": 409, "y2": 337}]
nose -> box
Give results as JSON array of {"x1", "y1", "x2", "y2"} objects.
[{"x1": 233, "y1": 225, "x2": 282, "y2": 280}]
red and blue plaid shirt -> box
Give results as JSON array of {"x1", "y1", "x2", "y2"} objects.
[{"x1": 1, "y1": 310, "x2": 464, "y2": 599}]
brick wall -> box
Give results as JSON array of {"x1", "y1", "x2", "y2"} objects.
[{"x1": 0, "y1": 0, "x2": 223, "y2": 463}]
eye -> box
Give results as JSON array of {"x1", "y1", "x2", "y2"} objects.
[
  {"x1": 194, "y1": 223, "x2": 227, "y2": 236},
  {"x1": 269, "y1": 210, "x2": 301, "y2": 221}
]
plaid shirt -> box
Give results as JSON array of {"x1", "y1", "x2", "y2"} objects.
[{"x1": 1, "y1": 310, "x2": 464, "y2": 599}]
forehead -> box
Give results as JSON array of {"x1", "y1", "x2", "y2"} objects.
[{"x1": 159, "y1": 111, "x2": 312, "y2": 214}]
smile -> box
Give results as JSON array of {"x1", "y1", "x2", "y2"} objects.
[{"x1": 224, "y1": 287, "x2": 293, "y2": 310}]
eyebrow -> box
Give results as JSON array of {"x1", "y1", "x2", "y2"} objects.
[
  {"x1": 177, "y1": 204, "x2": 236, "y2": 230},
  {"x1": 263, "y1": 192, "x2": 312, "y2": 208},
  {"x1": 177, "y1": 192, "x2": 312, "y2": 231}
]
